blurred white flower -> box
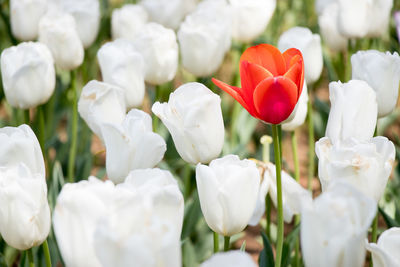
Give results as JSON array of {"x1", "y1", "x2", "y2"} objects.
[
  {"x1": 336, "y1": 0, "x2": 371, "y2": 38},
  {"x1": 97, "y1": 39, "x2": 145, "y2": 109},
  {"x1": 0, "y1": 125, "x2": 50, "y2": 250},
  {"x1": 228, "y1": 0, "x2": 276, "y2": 43},
  {"x1": 366, "y1": 227, "x2": 400, "y2": 267},
  {"x1": 53, "y1": 177, "x2": 115, "y2": 267},
  {"x1": 152, "y1": 82, "x2": 224, "y2": 164},
  {"x1": 367, "y1": 0, "x2": 393, "y2": 38},
  {"x1": 111, "y1": 4, "x2": 148, "y2": 41},
  {"x1": 102, "y1": 109, "x2": 166, "y2": 184},
  {"x1": 139, "y1": 0, "x2": 187, "y2": 30},
  {"x1": 196, "y1": 155, "x2": 260, "y2": 236},
  {"x1": 133, "y1": 23, "x2": 178, "y2": 85},
  {"x1": 249, "y1": 162, "x2": 311, "y2": 226},
  {"x1": 351, "y1": 50, "x2": 400, "y2": 118},
  {"x1": 282, "y1": 81, "x2": 308, "y2": 131},
  {"x1": 54, "y1": 0, "x2": 100, "y2": 48},
  {"x1": 278, "y1": 27, "x2": 323, "y2": 85},
  {"x1": 178, "y1": 0, "x2": 232, "y2": 77},
  {"x1": 200, "y1": 250, "x2": 257, "y2": 267},
  {"x1": 78, "y1": 80, "x2": 126, "y2": 142},
  {"x1": 0, "y1": 42, "x2": 55, "y2": 109},
  {"x1": 325, "y1": 80, "x2": 377, "y2": 145},
  {"x1": 301, "y1": 181, "x2": 377, "y2": 267},
  {"x1": 10, "y1": 0, "x2": 47, "y2": 41},
  {"x1": 316, "y1": 136, "x2": 395, "y2": 202},
  {"x1": 94, "y1": 168, "x2": 184, "y2": 267},
  {"x1": 317, "y1": 2, "x2": 348, "y2": 51},
  {"x1": 38, "y1": 10, "x2": 84, "y2": 70}
]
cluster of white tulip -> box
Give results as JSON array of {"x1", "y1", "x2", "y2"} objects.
[{"x1": 316, "y1": 0, "x2": 394, "y2": 51}]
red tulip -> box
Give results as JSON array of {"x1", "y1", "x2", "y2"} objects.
[{"x1": 212, "y1": 44, "x2": 304, "y2": 124}]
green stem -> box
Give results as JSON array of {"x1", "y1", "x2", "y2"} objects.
[
  {"x1": 266, "y1": 196, "x2": 272, "y2": 239},
  {"x1": 272, "y1": 124, "x2": 284, "y2": 267},
  {"x1": 307, "y1": 96, "x2": 314, "y2": 192},
  {"x1": 261, "y1": 135, "x2": 273, "y2": 238},
  {"x1": 68, "y1": 71, "x2": 78, "y2": 183},
  {"x1": 27, "y1": 248, "x2": 34, "y2": 267},
  {"x1": 291, "y1": 130, "x2": 301, "y2": 267},
  {"x1": 24, "y1": 109, "x2": 30, "y2": 125},
  {"x1": 223, "y1": 236, "x2": 230, "y2": 252},
  {"x1": 37, "y1": 106, "x2": 46, "y2": 154},
  {"x1": 213, "y1": 232, "x2": 219, "y2": 253},
  {"x1": 42, "y1": 240, "x2": 51, "y2": 267}
]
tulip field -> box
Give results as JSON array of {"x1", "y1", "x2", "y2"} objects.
[{"x1": 1, "y1": 0, "x2": 400, "y2": 266}]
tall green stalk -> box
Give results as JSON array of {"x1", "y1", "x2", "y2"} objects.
[
  {"x1": 37, "y1": 106, "x2": 46, "y2": 155},
  {"x1": 261, "y1": 135, "x2": 273, "y2": 238},
  {"x1": 213, "y1": 232, "x2": 219, "y2": 253},
  {"x1": 27, "y1": 248, "x2": 35, "y2": 267},
  {"x1": 68, "y1": 71, "x2": 78, "y2": 183},
  {"x1": 42, "y1": 240, "x2": 52, "y2": 267},
  {"x1": 307, "y1": 95, "x2": 314, "y2": 191},
  {"x1": 272, "y1": 125, "x2": 284, "y2": 267},
  {"x1": 291, "y1": 130, "x2": 301, "y2": 267},
  {"x1": 223, "y1": 236, "x2": 230, "y2": 252}
]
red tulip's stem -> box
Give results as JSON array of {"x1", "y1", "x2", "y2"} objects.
[
  {"x1": 307, "y1": 95, "x2": 314, "y2": 192},
  {"x1": 291, "y1": 130, "x2": 301, "y2": 267},
  {"x1": 213, "y1": 232, "x2": 219, "y2": 253},
  {"x1": 272, "y1": 125, "x2": 284, "y2": 267},
  {"x1": 68, "y1": 70, "x2": 78, "y2": 183}
]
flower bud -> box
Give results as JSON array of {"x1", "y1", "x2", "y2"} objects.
[
  {"x1": 301, "y1": 182, "x2": 376, "y2": 267},
  {"x1": 325, "y1": 80, "x2": 377, "y2": 145},
  {"x1": 178, "y1": 0, "x2": 231, "y2": 77},
  {"x1": 316, "y1": 136, "x2": 395, "y2": 202},
  {"x1": 97, "y1": 39, "x2": 145, "y2": 109},
  {"x1": 366, "y1": 0, "x2": 393, "y2": 38},
  {"x1": 366, "y1": 227, "x2": 400, "y2": 267},
  {"x1": 111, "y1": 4, "x2": 148, "y2": 41},
  {"x1": 140, "y1": 0, "x2": 187, "y2": 30},
  {"x1": 336, "y1": 0, "x2": 370, "y2": 38},
  {"x1": 78, "y1": 80, "x2": 126, "y2": 142},
  {"x1": 133, "y1": 23, "x2": 178, "y2": 85},
  {"x1": 229, "y1": 0, "x2": 276, "y2": 43},
  {"x1": 102, "y1": 109, "x2": 166, "y2": 183},
  {"x1": 200, "y1": 251, "x2": 257, "y2": 267},
  {"x1": 196, "y1": 155, "x2": 260, "y2": 236},
  {"x1": 0, "y1": 125, "x2": 50, "y2": 250},
  {"x1": 54, "y1": 0, "x2": 100, "y2": 48},
  {"x1": 152, "y1": 82, "x2": 224, "y2": 164},
  {"x1": 278, "y1": 27, "x2": 323, "y2": 84},
  {"x1": 351, "y1": 50, "x2": 400, "y2": 118},
  {"x1": 10, "y1": 0, "x2": 47, "y2": 41},
  {"x1": 0, "y1": 42, "x2": 55, "y2": 109},
  {"x1": 39, "y1": 10, "x2": 84, "y2": 70}
]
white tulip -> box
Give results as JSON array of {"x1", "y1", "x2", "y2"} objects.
[
  {"x1": 351, "y1": 50, "x2": 400, "y2": 118},
  {"x1": 10, "y1": 0, "x2": 47, "y2": 41},
  {"x1": 249, "y1": 162, "x2": 311, "y2": 226},
  {"x1": 318, "y1": 2, "x2": 348, "y2": 51},
  {"x1": 200, "y1": 251, "x2": 257, "y2": 267},
  {"x1": 325, "y1": 80, "x2": 377, "y2": 145},
  {"x1": 0, "y1": 125, "x2": 50, "y2": 250},
  {"x1": 366, "y1": 0, "x2": 393, "y2": 37},
  {"x1": 53, "y1": 177, "x2": 115, "y2": 267},
  {"x1": 97, "y1": 39, "x2": 145, "y2": 109},
  {"x1": 228, "y1": 0, "x2": 276, "y2": 43},
  {"x1": 78, "y1": 80, "x2": 126, "y2": 142},
  {"x1": 196, "y1": 155, "x2": 260, "y2": 236},
  {"x1": 94, "y1": 169, "x2": 184, "y2": 267},
  {"x1": 282, "y1": 81, "x2": 308, "y2": 131},
  {"x1": 0, "y1": 42, "x2": 55, "y2": 109},
  {"x1": 178, "y1": 0, "x2": 232, "y2": 77},
  {"x1": 140, "y1": 0, "x2": 186, "y2": 30},
  {"x1": 366, "y1": 227, "x2": 400, "y2": 267},
  {"x1": 133, "y1": 23, "x2": 178, "y2": 85},
  {"x1": 316, "y1": 136, "x2": 395, "y2": 202},
  {"x1": 336, "y1": 0, "x2": 371, "y2": 38},
  {"x1": 301, "y1": 181, "x2": 377, "y2": 267},
  {"x1": 278, "y1": 27, "x2": 323, "y2": 84},
  {"x1": 111, "y1": 4, "x2": 148, "y2": 41},
  {"x1": 54, "y1": 0, "x2": 100, "y2": 48},
  {"x1": 38, "y1": 10, "x2": 84, "y2": 70},
  {"x1": 102, "y1": 109, "x2": 166, "y2": 184},
  {"x1": 152, "y1": 82, "x2": 224, "y2": 164}
]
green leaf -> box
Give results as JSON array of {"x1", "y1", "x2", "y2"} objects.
[
  {"x1": 240, "y1": 241, "x2": 246, "y2": 252},
  {"x1": 281, "y1": 224, "x2": 300, "y2": 267},
  {"x1": 181, "y1": 192, "x2": 202, "y2": 240},
  {"x1": 379, "y1": 207, "x2": 400, "y2": 228},
  {"x1": 259, "y1": 232, "x2": 275, "y2": 267}
]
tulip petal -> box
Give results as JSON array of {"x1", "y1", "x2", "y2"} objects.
[
  {"x1": 212, "y1": 78, "x2": 254, "y2": 116},
  {"x1": 253, "y1": 77, "x2": 298, "y2": 124},
  {"x1": 240, "y1": 44, "x2": 286, "y2": 76},
  {"x1": 283, "y1": 48, "x2": 305, "y2": 97}
]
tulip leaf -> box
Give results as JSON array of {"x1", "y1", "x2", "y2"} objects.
[
  {"x1": 379, "y1": 207, "x2": 400, "y2": 228},
  {"x1": 181, "y1": 192, "x2": 202, "y2": 240},
  {"x1": 259, "y1": 232, "x2": 275, "y2": 267},
  {"x1": 281, "y1": 224, "x2": 300, "y2": 267},
  {"x1": 240, "y1": 241, "x2": 246, "y2": 252}
]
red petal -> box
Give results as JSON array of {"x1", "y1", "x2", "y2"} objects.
[
  {"x1": 253, "y1": 77, "x2": 299, "y2": 124},
  {"x1": 240, "y1": 44, "x2": 286, "y2": 76},
  {"x1": 212, "y1": 78, "x2": 254, "y2": 116},
  {"x1": 283, "y1": 48, "x2": 305, "y2": 97}
]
